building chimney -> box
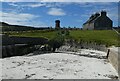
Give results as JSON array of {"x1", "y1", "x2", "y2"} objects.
[
  {"x1": 101, "y1": 11, "x2": 107, "y2": 16},
  {"x1": 95, "y1": 12, "x2": 100, "y2": 17},
  {"x1": 55, "y1": 20, "x2": 60, "y2": 29},
  {"x1": 90, "y1": 14, "x2": 94, "y2": 19}
]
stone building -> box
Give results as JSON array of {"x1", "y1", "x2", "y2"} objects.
[
  {"x1": 83, "y1": 11, "x2": 113, "y2": 30},
  {"x1": 55, "y1": 20, "x2": 60, "y2": 29}
]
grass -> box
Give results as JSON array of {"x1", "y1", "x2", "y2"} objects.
[
  {"x1": 69, "y1": 30, "x2": 119, "y2": 47},
  {"x1": 5, "y1": 30, "x2": 56, "y2": 39},
  {"x1": 4, "y1": 30, "x2": 119, "y2": 47}
]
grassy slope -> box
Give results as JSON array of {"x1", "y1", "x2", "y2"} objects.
[
  {"x1": 7, "y1": 30, "x2": 56, "y2": 39},
  {"x1": 70, "y1": 30, "x2": 119, "y2": 46},
  {"x1": 7, "y1": 30, "x2": 119, "y2": 47}
]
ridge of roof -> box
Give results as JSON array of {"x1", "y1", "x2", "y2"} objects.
[
  {"x1": 90, "y1": 15, "x2": 101, "y2": 23},
  {"x1": 83, "y1": 15, "x2": 100, "y2": 25}
]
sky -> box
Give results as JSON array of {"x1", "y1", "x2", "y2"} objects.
[{"x1": 0, "y1": 2, "x2": 119, "y2": 28}]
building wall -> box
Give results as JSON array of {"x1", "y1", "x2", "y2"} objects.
[
  {"x1": 94, "y1": 16, "x2": 112, "y2": 30},
  {"x1": 83, "y1": 23, "x2": 94, "y2": 30},
  {"x1": 83, "y1": 24, "x2": 89, "y2": 30},
  {"x1": 83, "y1": 12, "x2": 113, "y2": 30},
  {"x1": 89, "y1": 23, "x2": 94, "y2": 30}
]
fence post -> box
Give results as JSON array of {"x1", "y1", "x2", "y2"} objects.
[{"x1": 106, "y1": 49, "x2": 110, "y2": 59}]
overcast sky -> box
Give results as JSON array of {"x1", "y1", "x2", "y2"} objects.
[{"x1": 0, "y1": 2, "x2": 118, "y2": 28}]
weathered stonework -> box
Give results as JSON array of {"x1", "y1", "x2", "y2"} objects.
[
  {"x1": 83, "y1": 11, "x2": 113, "y2": 30},
  {"x1": 108, "y1": 47, "x2": 119, "y2": 73},
  {"x1": 55, "y1": 20, "x2": 60, "y2": 29}
]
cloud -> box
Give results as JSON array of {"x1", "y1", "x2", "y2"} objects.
[
  {"x1": 40, "y1": 0, "x2": 119, "y2": 2},
  {"x1": 8, "y1": 3, "x2": 18, "y2": 6},
  {"x1": 76, "y1": 2, "x2": 113, "y2": 8},
  {"x1": 47, "y1": 8, "x2": 66, "y2": 16},
  {"x1": 8, "y1": 2, "x2": 70, "y2": 8},
  {"x1": 1, "y1": 0, "x2": 119, "y2": 2},
  {"x1": 8, "y1": 3, "x2": 46, "y2": 8},
  {"x1": 0, "y1": 0, "x2": 35, "y2": 2},
  {"x1": 0, "y1": 11, "x2": 47, "y2": 27},
  {"x1": 26, "y1": 3, "x2": 46, "y2": 7}
]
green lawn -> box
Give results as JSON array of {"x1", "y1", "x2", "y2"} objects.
[
  {"x1": 7, "y1": 30, "x2": 56, "y2": 39},
  {"x1": 69, "y1": 30, "x2": 119, "y2": 47},
  {"x1": 5, "y1": 30, "x2": 119, "y2": 47}
]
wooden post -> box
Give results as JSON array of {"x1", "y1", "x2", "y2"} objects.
[{"x1": 106, "y1": 49, "x2": 110, "y2": 59}]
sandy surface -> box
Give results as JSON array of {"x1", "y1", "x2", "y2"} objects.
[{"x1": 1, "y1": 49, "x2": 119, "y2": 79}]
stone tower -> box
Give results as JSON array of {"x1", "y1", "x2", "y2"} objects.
[{"x1": 55, "y1": 20, "x2": 60, "y2": 29}]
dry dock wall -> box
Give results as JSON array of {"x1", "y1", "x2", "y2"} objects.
[
  {"x1": 108, "y1": 47, "x2": 119, "y2": 74},
  {"x1": 2, "y1": 35, "x2": 49, "y2": 58}
]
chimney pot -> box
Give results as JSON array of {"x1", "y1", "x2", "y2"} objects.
[{"x1": 101, "y1": 11, "x2": 107, "y2": 16}]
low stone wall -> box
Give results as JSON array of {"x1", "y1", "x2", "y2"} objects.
[
  {"x1": 2, "y1": 35, "x2": 49, "y2": 58},
  {"x1": 108, "y1": 47, "x2": 119, "y2": 73},
  {"x1": 79, "y1": 43, "x2": 107, "y2": 52},
  {"x1": 61, "y1": 41, "x2": 108, "y2": 52},
  {"x1": 2, "y1": 44, "x2": 35, "y2": 58},
  {"x1": 2, "y1": 35, "x2": 48, "y2": 45}
]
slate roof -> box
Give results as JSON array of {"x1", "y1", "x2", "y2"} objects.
[{"x1": 83, "y1": 12, "x2": 100, "y2": 25}]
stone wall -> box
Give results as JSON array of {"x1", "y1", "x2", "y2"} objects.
[
  {"x1": 59, "y1": 40, "x2": 108, "y2": 52},
  {"x1": 2, "y1": 35, "x2": 48, "y2": 45},
  {"x1": 108, "y1": 47, "x2": 119, "y2": 73},
  {"x1": 2, "y1": 44, "x2": 36, "y2": 58},
  {"x1": 2, "y1": 35, "x2": 49, "y2": 58},
  {"x1": 0, "y1": 34, "x2": 2, "y2": 58}
]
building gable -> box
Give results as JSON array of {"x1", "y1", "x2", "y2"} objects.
[{"x1": 83, "y1": 11, "x2": 113, "y2": 30}]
